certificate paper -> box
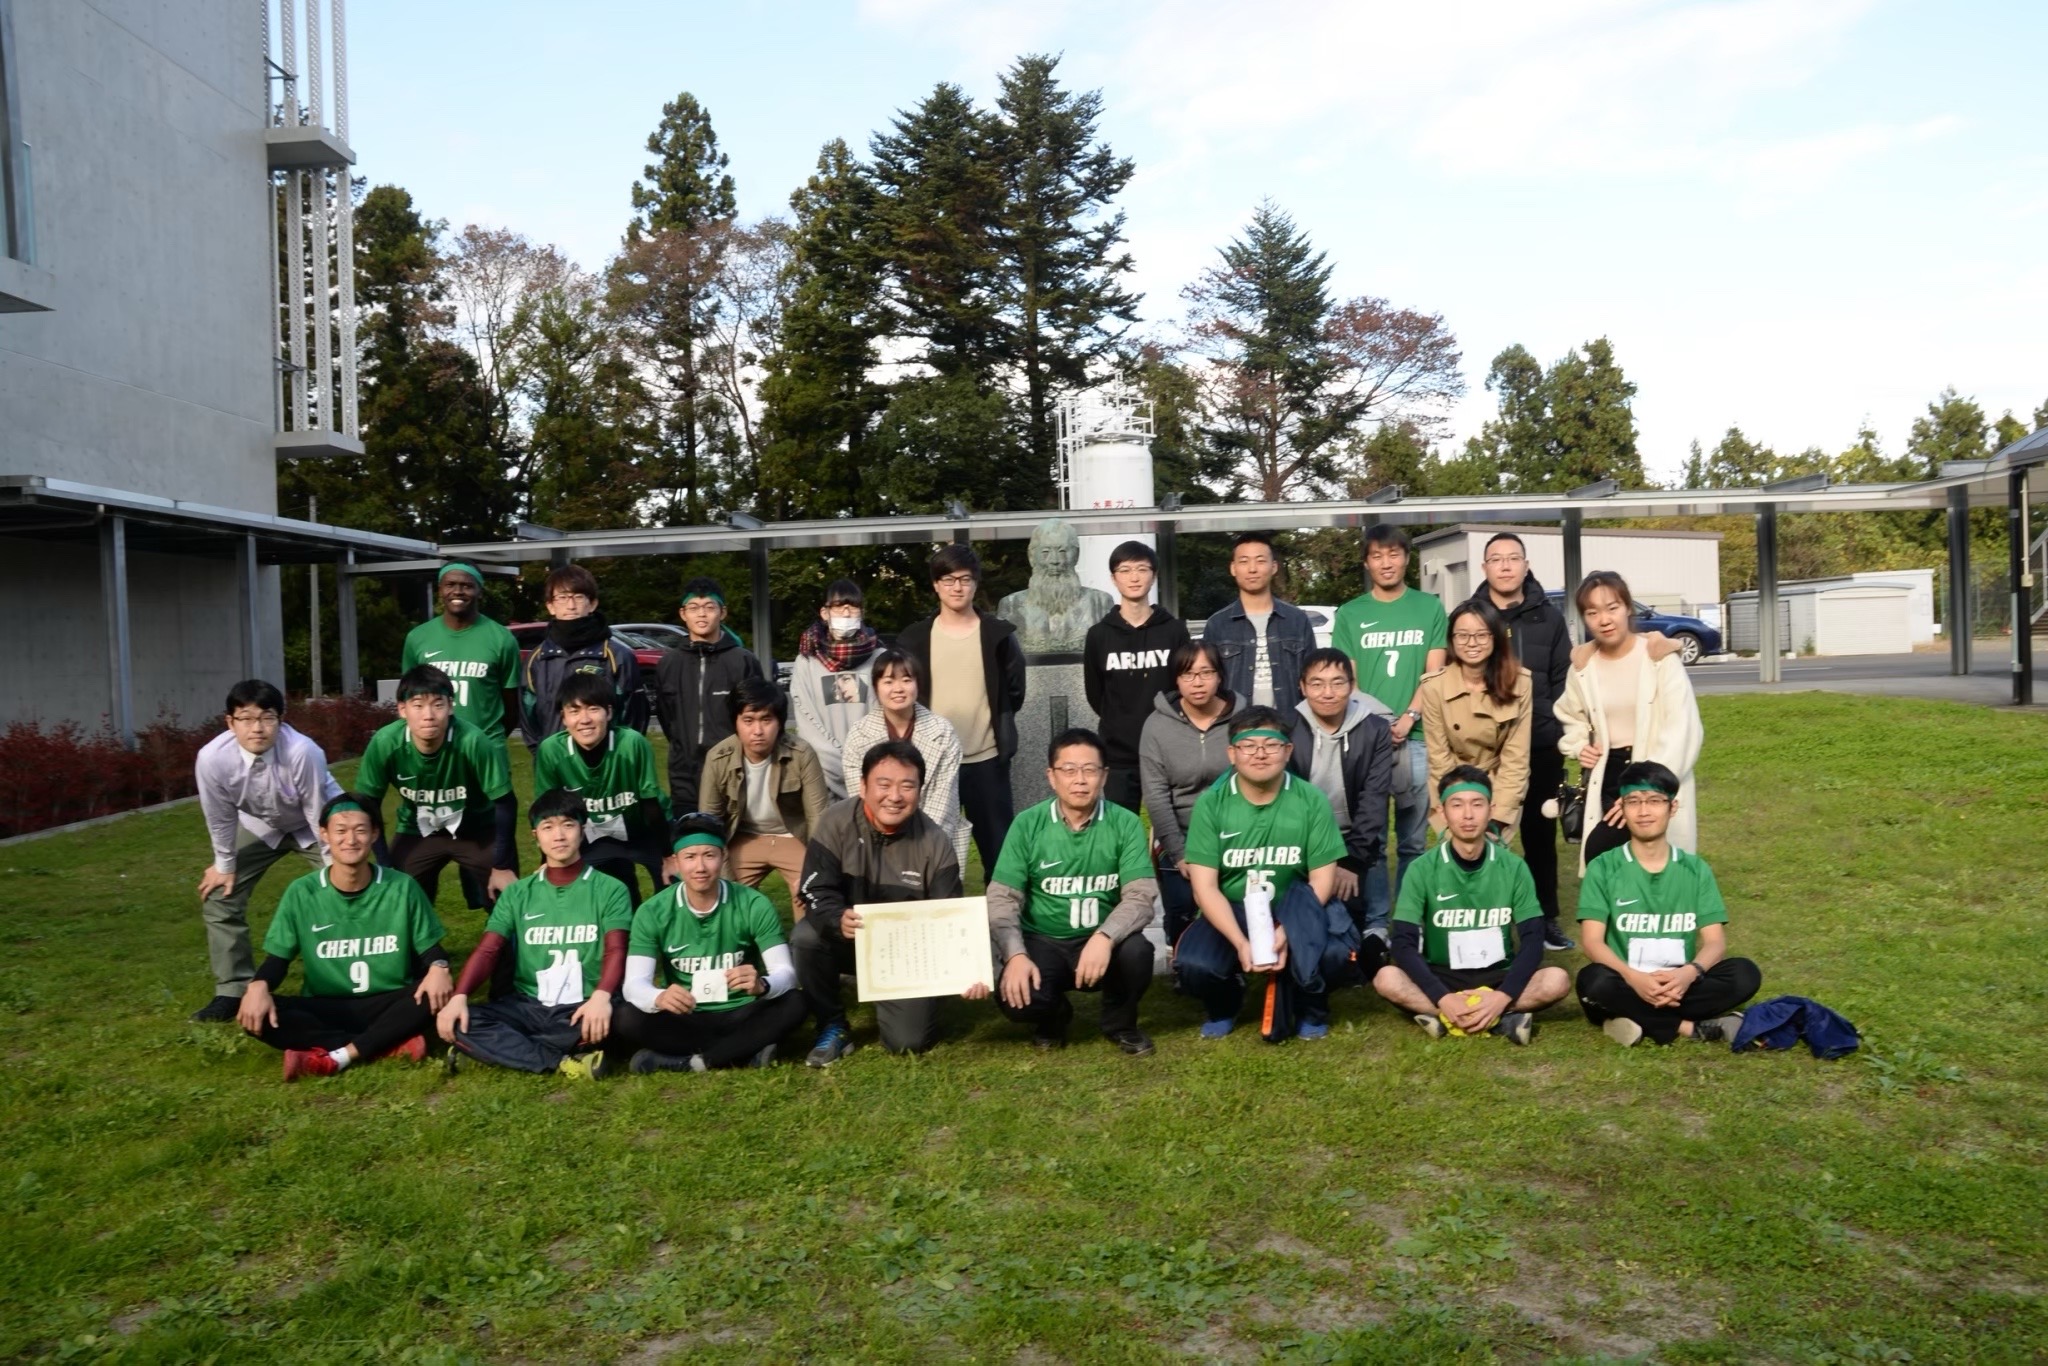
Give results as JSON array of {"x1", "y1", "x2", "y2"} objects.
[{"x1": 855, "y1": 897, "x2": 993, "y2": 1002}]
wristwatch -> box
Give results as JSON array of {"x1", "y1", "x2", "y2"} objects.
[
  {"x1": 429, "y1": 958, "x2": 450, "y2": 972},
  {"x1": 1404, "y1": 709, "x2": 1422, "y2": 723}
]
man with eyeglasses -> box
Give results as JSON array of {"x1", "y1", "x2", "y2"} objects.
[
  {"x1": 987, "y1": 728, "x2": 1160, "y2": 1055},
  {"x1": 189, "y1": 680, "x2": 343, "y2": 1022},
  {"x1": 519, "y1": 561, "x2": 648, "y2": 746},
  {"x1": 1574, "y1": 761, "x2": 1760, "y2": 1047},
  {"x1": 1287, "y1": 649, "x2": 1394, "y2": 973},
  {"x1": 1468, "y1": 530, "x2": 1574, "y2": 950}
]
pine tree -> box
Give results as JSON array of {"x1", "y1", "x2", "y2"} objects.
[
  {"x1": 1905, "y1": 386, "x2": 1988, "y2": 476},
  {"x1": 1543, "y1": 337, "x2": 1641, "y2": 489}
]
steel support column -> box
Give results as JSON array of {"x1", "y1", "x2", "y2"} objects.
[
  {"x1": 1561, "y1": 509, "x2": 1584, "y2": 642},
  {"x1": 1756, "y1": 506, "x2": 1781, "y2": 684},
  {"x1": 1947, "y1": 484, "x2": 1972, "y2": 676},
  {"x1": 2011, "y1": 469, "x2": 2033, "y2": 707},
  {"x1": 337, "y1": 548, "x2": 360, "y2": 697},
  {"x1": 751, "y1": 541, "x2": 773, "y2": 673},
  {"x1": 1156, "y1": 520, "x2": 1180, "y2": 617},
  {"x1": 240, "y1": 534, "x2": 262, "y2": 679},
  {"x1": 99, "y1": 516, "x2": 135, "y2": 749}
]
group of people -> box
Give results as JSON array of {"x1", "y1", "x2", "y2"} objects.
[{"x1": 189, "y1": 523, "x2": 1760, "y2": 1080}]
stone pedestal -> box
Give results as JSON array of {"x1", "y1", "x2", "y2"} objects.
[{"x1": 1010, "y1": 656, "x2": 1096, "y2": 815}]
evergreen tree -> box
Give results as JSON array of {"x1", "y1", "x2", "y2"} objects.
[
  {"x1": 1464, "y1": 344, "x2": 1546, "y2": 484},
  {"x1": 869, "y1": 373, "x2": 1032, "y2": 514},
  {"x1": 1904, "y1": 386, "x2": 1988, "y2": 476},
  {"x1": 520, "y1": 276, "x2": 655, "y2": 530},
  {"x1": 1992, "y1": 410, "x2": 2028, "y2": 453},
  {"x1": 1543, "y1": 337, "x2": 1642, "y2": 489}
]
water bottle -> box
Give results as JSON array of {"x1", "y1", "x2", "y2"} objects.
[{"x1": 1245, "y1": 886, "x2": 1278, "y2": 970}]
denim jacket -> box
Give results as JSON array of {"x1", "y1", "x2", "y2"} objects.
[{"x1": 1202, "y1": 597, "x2": 1317, "y2": 714}]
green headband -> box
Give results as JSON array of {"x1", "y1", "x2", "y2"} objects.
[
  {"x1": 1232, "y1": 728, "x2": 1291, "y2": 745},
  {"x1": 672, "y1": 830, "x2": 727, "y2": 853},
  {"x1": 1441, "y1": 780, "x2": 1491, "y2": 802},
  {"x1": 1619, "y1": 782, "x2": 1671, "y2": 799},
  {"x1": 438, "y1": 561, "x2": 483, "y2": 584},
  {"x1": 325, "y1": 799, "x2": 366, "y2": 818},
  {"x1": 681, "y1": 590, "x2": 725, "y2": 607}
]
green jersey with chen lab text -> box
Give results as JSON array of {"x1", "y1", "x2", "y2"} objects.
[
  {"x1": 483, "y1": 865, "x2": 635, "y2": 1004},
  {"x1": 1393, "y1": 839, "x2": 1542, "y2": 971},
  {"x1": 629, "y1": 879, "x2": 786, "y2": 1013},
  {"x1": 353, "y1": 716, "x2": 512, "y2": 839},
  {"x1": 532, "y1": 727, "x2": 670, "y2": 844},
  {"x1": 1579, "y1": 843, "x2": 1728, "y2": 971},
  {"x1": 401, "y1": 615, "x2": 521, "y2": 741},
  {"x1": 1182, "y1": 772, "x2": 1346, "y2": 904},
  {"x1": 1333, "y1": 587, "x2": 1447, "y2": 731},
  {"x1": 990, "y1": 798, "x2": 1154, "y2": 939},
  {"x1": 263, "y1": 866, "x2": 444, "y2": 997}
]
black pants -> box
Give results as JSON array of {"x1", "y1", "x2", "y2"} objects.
[
  {"x1": 1576, "y1": 959, "x2": 1762, "y2": 1045},
  {"x1": 1521, "y1": 746, "x2": 1564, "y2": 920},
  {"x1": 585, "y1": 831, "x2": 670, "y2": 909},
  {"x1": 958, "y1": 757, "x2": 1014, "y2": 876},
  {"x1": 391, "y1": 832, "x2": 497, "y2": 904},
  {"x1": 612, "y1": 993, "x2": 807, "y2": 1069},
  {"x1": 1581, "y1": 745, "x2": 1634, "y2": 868},
  {"x1": 451, "y1": 995, "x2": 589, "y2": 1073},
  {"x1": 997, "y1": 930, "x2": 1153, "y2": 1038},
  {"x1": 1335, "y1": 856, "x2": 1387, "y2": 982},
  {"x1": 788, "y1": 916, "x2": 945, "y2": 1054},
  {"x1": 249, "y1": 988, "x2": 433, "y2": 1058},
  {"x1": 1103, "y1": 764, "x2": 1143, "y2": 815},
  {"x1": 1158, "y1": 864, "x2": 1197, "y2": 952}
]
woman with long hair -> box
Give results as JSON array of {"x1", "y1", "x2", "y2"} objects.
[
  {"x1": 1138, "y1": 639, "x2": 1245, "y2": 948},
  {"x1": 1419, "y1": 599, "x2": 1532, "y2": 836},
  {"x1": 788, "y1": 579, "x2": 881, "y2": 800},
  {"x1": 1554, "y1": 570, "x2": 1703, "y2": 870},
  {"x1": 840, "y1": 649, "x2": 970, "y2": 870}
]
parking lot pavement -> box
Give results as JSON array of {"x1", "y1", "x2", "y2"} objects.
[{"x1": 1684, "y1": 644, "x2": 2040, "y2": 708}]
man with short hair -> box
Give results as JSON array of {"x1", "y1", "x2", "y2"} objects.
[
  {"x1": 896, "y1": 544, "x2": 1027, "y2": 873},
  {"x1": 1334, "y1": 524, "x2": 1448, "y2": 938},
  {"x1": 1202, "y1": 533, "x2": 1317, "y2": 714},
  {"x1": 1083, "y1": 540, "x2": 1189, "y2": 815},
  {"x1": 1575, "y1": 761, "x2": 1761, "y2": 1047},
  {"x1": 1286, "y1": 648, "x2": 1395, "y2": 972},
  {"x1": 189, "y1": 679, "x2": 343, "y2": 1022},
  {"x1": 1469, "y1": 531, "x2": 1575, "y2": 951},
  {"x1": 790, "y1": 741, "x2": 987, "y2": 1064},
  {"x1": 988, "y1": 729, "x2": 1159, "y2": 1055},
  {"x1": 401, "y1": 561, "x2": 521, "y2": 751},
  {"x1": 532, "y1": 671, "x2": 671, "y2": 905},
  {"x1": 1177, "y1": 707, "x2": 1355, "y2": 1043},
  {"x1": 520, "y1": 562, "x2": 648, "y2": 745},
  {"x1": 436, "y1": 788, "x2": 633, "y2": 1078},
  {"x1": 353, "y1": 665, "x2": 519, "y2": 905},
  {"x1": 655, "y1": 575, "x2": 764, "y2": 807},
  {"x1": 238, "y1": 795, "x2": 453, "y2": 1080},
  {"x1": 1372, "y1": 766, "x2": 1570, "y2": 1045},
  {"x1": 698, "y1": 675, "x2": 830, "y2": 915}
]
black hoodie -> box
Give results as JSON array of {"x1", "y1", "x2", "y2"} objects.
[
  {"x1": 1083, "y1": 606, "x2": 1192, "y2": 768},
  {"x1": 653, "y1": 631, "x2": 764, "y2": 804}
]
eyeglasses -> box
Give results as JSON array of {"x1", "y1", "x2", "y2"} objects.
[
  {"x1": 1621, "y1": 794, "x2": 1672, "y2": 810},
  {"x1": 1180, "y1": 669, "x2": 1219, "y2": 682},
  {"x1": 935, "y1": 574, "x2": 976, "y2": 588},
  {"x1": 1051, "y1": 764, "x2": 1104, "y2": 778},
  {"x1": 549, "y1": 591, "x2": 593, "y2": 604},
  {"x1": 1232, "y1": 740, "x2": 1288, "y2": 757},
  {"x1": 228, "y1": 712, "x2": 281, "y2": 727},
  {"x1": 1451, "y1": 632, "x2": 1491, "y2": 646},
  {"x1": 1483, "y1": 554, "x2": 1525, "y2": 566},
  {"x1": 1302, "y1": 676, "x2": 1352, "y2": 691}
]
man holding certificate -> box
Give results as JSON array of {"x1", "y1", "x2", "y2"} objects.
[
  {"x1": 988, "y1": 729, "x2": 1160, "y2": 1056},
  {"x1": 1177, "y1": 707, "x2": 1356, "y2": 1043},
  {"x1": 792, "y1": 741, "x2": 987, "y2": 1065}
]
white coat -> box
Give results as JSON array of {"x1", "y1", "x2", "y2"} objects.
[{"x1": 1554, "y1": 633, "x2": 1703, "y2": 871}]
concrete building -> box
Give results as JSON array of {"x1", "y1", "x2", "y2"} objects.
[
  {"x1": 1413, "y1": 523, "x2": 1723, "y2": 619},
  {"x1": 0, "y1": 0, "x2": 426, "y2": 735}
]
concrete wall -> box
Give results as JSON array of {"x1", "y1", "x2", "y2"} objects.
[{"x1": 1417, "y1": 525, "x2": 1722, "y2": 615}]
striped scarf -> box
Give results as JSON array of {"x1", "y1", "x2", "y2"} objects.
[{"x1": 798, "y1": 619, "x2": 880, "y2": 672}]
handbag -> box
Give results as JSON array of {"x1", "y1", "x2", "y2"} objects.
[{"x1": 1542, "y1": 778, "x2": 1587, "y2": 843}]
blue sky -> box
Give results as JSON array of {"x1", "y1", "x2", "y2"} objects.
[{"x1": 349, "y1": 0, "x2": 2046, "y2": 482}]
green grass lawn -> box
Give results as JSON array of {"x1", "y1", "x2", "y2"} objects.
[{"x1": 2, "y1": 693, "x2": 2045, "y2": 1364}]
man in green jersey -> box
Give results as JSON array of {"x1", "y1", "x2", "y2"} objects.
[
  {"x1": 533, "y1": 671, "x2": 671, "y2": 905},
  {"x1": 613, "y1": 813, "x2": 808, "y2": 1072},
  {"x1": 1374, "y1": 766, "x2": 1569, "y2": 1045},
  {"x1": 989, "y1": 728, "x2": 1159, "y2": 1056},
  {"x1": 1576, "y1": 761, "x2": 1760, "y2": 1047},
  {"x1": 436, "y1": 788, "x2": 634, "y2": 1078},
  {"x1": 1178, "y1": 706, "x2": 1355, "y2": 1043},
  {"x1": 353, "y1": 665, "x2": 519, "y2": 907},
  {"x1": 1333, "y1": 525, "x2": 1447, "y2": 941},
  {"x1": 401, "y1": 562, "x2": 521, "y2": 747},
  {"x1": 238, "y1": 795, "x2": 453, "y2": 1080}
]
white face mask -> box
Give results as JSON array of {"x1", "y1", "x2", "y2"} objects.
[{"x1": 829, "y1": 612, "x2": 862, "y2": 637}]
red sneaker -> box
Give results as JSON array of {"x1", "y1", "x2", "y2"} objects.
[
  {"x1": 381, "y1": 1035, "x2": 427, "y2": 1064},
  {"x1": 282, "y1": 1047, "x2": 337, "y2": 1081}
]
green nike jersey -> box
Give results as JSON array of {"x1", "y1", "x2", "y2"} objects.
[
  {"x1": 1333, "y1": 587, "x2": 1447, "y2": 733},
  {"x1": 990, "y1": 798, "x2": 1153, "y2": 939},
  {"x1": 401, "y1": 615, "x2": 521, "y2": 741},
  {"x1": 483, "y1": 865, "x2": 635, "y2": 1003},
  {"x1": 1394, "y1": 840, "x2": 1542, "y2": 971},
  {"x1": 532, "y1": 727, "x2": 670, "y2": 843},
  {"x1": 354, "y1": 716, "x2": 513, "y2": 839},
  {"x1": 1182, "y1": 772, "x2": 1346, "y2": 903},
  {"x1": 629, "y1": 879, "x2": 786, "y2": 1013},
  {"x1": 263, "y1": 866, "x2": 444, "y2": 997},
  {"x1": 1579, "y1": 843, "x2": 1727, "y2": 971}
]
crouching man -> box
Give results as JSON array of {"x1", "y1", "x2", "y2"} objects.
[
  {"x1": 436, "y1": 788, "x2": 634, "y2": 1079},
  {"x1": 1576, "y1": 761, "x2": 1761, "y2": 1046},
  {"x1": 1373, "y1": 766, "x2": 1570, "y2": 1045},
  {"x1": 238, "y1": 795, "x2": 452, "y2": 1080}
]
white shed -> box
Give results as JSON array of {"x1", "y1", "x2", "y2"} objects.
[
  {"x1": 1847, "y1": 569, "x2": 1937, "y2": 644},
  {"x1": 1727, "y1": 579, "x2": 1914, "y2": 655}
]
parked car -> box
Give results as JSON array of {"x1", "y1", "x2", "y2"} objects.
[
  {"x1": 1545, "y1": 593, "x2": 1722, "y2": 664},
  {"x1": 614, "y1": 621, "x2": 690, "y2": 652},
  {"x1": 508, "y1": 621, "x2": 662, "y2": 725},
  {"x1": 1295, "y1": 605, "x2": 1336, "y2": 650}
]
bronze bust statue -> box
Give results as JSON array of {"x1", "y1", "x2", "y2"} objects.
[{"x1": 995, "y1": 519, "x2": 1115, "y2": 654}]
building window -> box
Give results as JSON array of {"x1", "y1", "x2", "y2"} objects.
[{"x1": 0, "y1": 0, "x2": 30, "y2": 263}]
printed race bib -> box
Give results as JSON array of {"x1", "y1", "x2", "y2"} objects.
[
  {"x1": 417, "y1": 804, "x2": 465, "y2": 837},
  {"x1": 690, "y1": 970, "x2": 729, "y2": 1005},
  {"x1": 1628, "y1": 938, "x2": 1688, "y2": 971},
  {"x1": 585, "y1": 813, "x2": 628, "y2": 844},
  {"x1": 1447, "y1": 928, "x2": 1505, "y2": 970},
  {"x1": 535, "y1": 949, "x2": 586, "y2": 1008}
]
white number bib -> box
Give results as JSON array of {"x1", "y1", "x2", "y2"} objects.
[
  {"x1": 1447, "y1": 927, "x2": 1506, "y2": 970},
  {"x1": 585, "y1": 812, "x2": 628, "y2": 844},
  {"x1": 416, "y1": 803, "x2": 465, "y2": 837},
  {"x1": 535, "y1": 948, "x2": 586, "y2": 1007},
  {"x1": 1628, "y1": 938, "x2": 1688, "y2": 971},
  {"x1": 690, "y1": 970, "x2": 729, "y2": 1005}
]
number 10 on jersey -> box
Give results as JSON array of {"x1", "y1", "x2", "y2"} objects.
[{"x1": 1068, "y1": 897, "x2": 1101, "y2": 930}]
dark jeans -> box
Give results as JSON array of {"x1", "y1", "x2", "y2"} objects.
[
  {"x1": 451, "y1": 995, "x2": 588, "y2": 1073},
  {"x1": 612, "y1": 993, "x2": 808, "y2": 1069},
  {"x1": 391, "y1": 831, "x2": 497, "y2": 905},
  {"x1": 1176, "y1": 881, "x2": 1357, "y2": 1037},
  {"x1": 788, "y1": 915, "x2": 945, "y2": 1054},
  {"x1": 1158, "y1": 863, "x2": 1198, "y2": 952},
  {"x1": 1520, "y1": 746, "x2": 1565, "y2": 920},
  {"x1": 585, "y1": 831, "x2": 670, "y2": 909},
  {"x1": 1103, "y1": 764, "x2": 1143, "y2": 815},
  {"x1": 997, "y1": 930, "x2": 1154, "y2": 1038},
  {"x1": 958, "y1": 757, "x2": 1014, "y2": 876},
  {"x1": 248, "y1": 988, "x2": 433, "y2": 1058},
  {"x1": 1336, "y1": 856, "x2": 1387, "y2": 982},
  {"x1": 1581, "y1": 746, "x2": 1634, "y2": 868},
  {"x1": 1576, "y1": 958, "x2": 1762, "y2": 1045}
]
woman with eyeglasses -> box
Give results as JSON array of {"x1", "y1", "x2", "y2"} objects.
[
  {"x1": 1553, "y1": 571, "x2": 1703, "y2": 870},
  {"x1": 1419, "y1": 600, "x2": 1532, "y2": 841},
  {"x1": 840, "y1": 648, "x2": 970, "y2": 870},
  {"x1": 1138, "y1": 639, "x2": 1246, "y2": 948}
]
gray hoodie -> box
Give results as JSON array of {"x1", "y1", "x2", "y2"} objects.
[
  {"x1": 1137, "y1": 688, "x2": 1246, "y2": 866},
  {"x1": 1293, "y1": 693, "x2": 1373, "y2": 830}
]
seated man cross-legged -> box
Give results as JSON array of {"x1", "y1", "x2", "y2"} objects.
[
  {"x1": 1373, "y1": 765, "x2": 1570, "y2": 1045},
  {"x1": 436, "y1": 788, "x2": 634, "y2": 1079},
  {"x1": 988, "y1": 728, "x2": 1159, "y2": 1056},
  {"x1": 1575, "y1": 761, "x2": 1761, "y2": 1047},
  {"x1": 612, "y1": 813, "x2": 808, "y2": 1073},
  {"x1": 533, "y1": 670, "x2": 671, "y2": 906},
  {"x1": 238, "y1": 795, "x2": 453, "y2": 1080}
]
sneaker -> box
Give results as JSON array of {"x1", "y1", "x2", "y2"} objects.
[
  {"x1": 1693, "y1": 1011, "x2": 1744, "y2": 1044},
  {"x1": 381, "y1": 1035, "x2": 428, "y2": 1064},
  {"x1": 189, "y1": 995, "x2": 240, "y2": 1023},
  {"x1": 444, "y1": 1048, "x2": 462, "y2": 1076},
  {"x1": 1198, "y1": 1018, "x2": 1235, "y2": 1040},
  {"x1": 1412, "y1": 1013, "x2": 1446, "y2": 1039},
  {"x1": 1296, "y1": 1020, "x2": 1331, "y2": 1041},
  {"x1": 1602, "y1": 1017, "x2": 1645, "y2": 1048},
  {"x1": 1105, "y1": 1028, "x2": 1155, "y2": 1057},
  {"x1": 1491, "y1": 1012, "x2": 1536, "y2": 1046},
  {"x1": 1031, "y1": 1028, "x2": 1068, "y2": 1052},
  {"x1": 558, "y1": 1052, "x2": 607, "y2": 1081},
  {"x1": 748, "y1": 1043, "x2": 778, "y2": 1069},
  {"x1": 805, "y1": 1023, "x2": 858, "y2": 1069},
  {"x1": 628, "y1": 1049, "x2": 704, "y2": 1074},
  {"x1": 282, "y1": 1047, "x2": 337, "y2": 1081},
  {"x1": 1541, "y1": 921, "x2": 1575, "y2": 952}
]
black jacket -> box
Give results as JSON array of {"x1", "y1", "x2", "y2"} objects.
[
  {"x1": 1082, "y1": 607, "x2": 1190, "y2": 768},
  {"x1": 896, "y1": 610, "x2": 1028, "y2": 764},
  {"x1": 1469, "y1": 573, "x2": 1571, "y2": 750},
  {"x1": 653, "y1": 633, "x2": 763, "y2": 804},
  {"x1": 797, "y1": 797, "x2": 965, "y2": 939},
  {"x1": 520, "y1": 620, "x2": 648, "y2": 746},
  {"x1": 1286, "y1": 700, "x2": 1394, "y2": 867}
]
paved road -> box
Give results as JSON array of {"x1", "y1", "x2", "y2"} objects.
[{"x1": 1685, "y1": 643, "x2": 2038, "y2": 708}]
